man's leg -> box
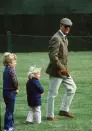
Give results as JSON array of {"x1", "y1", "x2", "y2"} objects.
[
  {"x1": 59, "y1": 75, "x2": 77, "y2": 118},
  {"x1": 46, "y1": 77, "x2": 62, "y2": 118}
]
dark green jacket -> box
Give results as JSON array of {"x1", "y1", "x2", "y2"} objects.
[{"x1": 46, "y1": 30, "x2": 68, "y2": 78}]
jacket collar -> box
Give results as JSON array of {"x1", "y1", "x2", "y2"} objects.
[{"x1": 58, "y1": 30, "x2": 67, "y2": 42}]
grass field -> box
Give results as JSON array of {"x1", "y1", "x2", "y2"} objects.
[{"x1": 0, "y1": 51, "x2": 92, "y2": 131}]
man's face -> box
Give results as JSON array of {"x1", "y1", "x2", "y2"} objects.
[{"x1": 60, "y1": 24, "x2": 71, "y2": 35}]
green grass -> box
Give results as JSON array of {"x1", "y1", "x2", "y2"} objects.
[{"x1": 0, "y1": 52, "x2": 92, "y2": 131}]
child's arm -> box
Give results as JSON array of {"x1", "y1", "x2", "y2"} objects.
[
  {"x1": 34, "y1": 80, "x2": 44, "y2": 94},
  {"x1": 9, "y1": 68, "x2": 19, "y2": 92}
]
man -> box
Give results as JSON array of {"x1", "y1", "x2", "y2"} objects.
[{"x1": 46, "y1": 18, "x2": 77, "y2": 120}]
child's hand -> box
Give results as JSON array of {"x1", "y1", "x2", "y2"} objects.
[
  {"x1": 15, "y1": 89, "x2": 19, "y2": 93},
  {"x1": 12, "y1": 89, "x2": 19, "y2": 94},
  {"x1": 41, "y1": 93, "x2": 44, "y2": 96}
]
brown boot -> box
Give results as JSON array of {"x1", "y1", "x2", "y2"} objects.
[
  {"x1": 58, "y1": 111, "x2": 74, "y2": 118},
  {"x1": 47, "y1": 117, "x2": 57, "y2": 120}
]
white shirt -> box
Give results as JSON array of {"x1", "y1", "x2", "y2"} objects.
[{"x1": 59, "y1": 30, "x2": 66, "y2": 37}]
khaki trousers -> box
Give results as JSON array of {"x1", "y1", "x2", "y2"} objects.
[{"x1": 46, "y1": 75, "x2": 77, "y2": 117}]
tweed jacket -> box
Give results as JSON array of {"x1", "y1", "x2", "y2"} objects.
[{"x1": 46, "y1": 30, "x2": 69, "y2": 78}]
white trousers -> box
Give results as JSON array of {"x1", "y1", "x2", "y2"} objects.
[
  {"x1": 26, "y1": 106, "x2": 41, "y2": 123},
  {"x1": 46, "y1": 75, "x2": 77, "y2": 117}
]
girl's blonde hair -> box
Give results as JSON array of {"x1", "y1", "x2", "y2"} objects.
[
  {"x1": 3, "y1": 52, "x2": 17, "y2": 66},
  {"x1": 28, "y1": 66, "x2": 41, "y2": 79}
]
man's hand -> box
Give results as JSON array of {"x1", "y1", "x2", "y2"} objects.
[{"x1": 60, "y1": 68, "x2": 69, "y2": 76}]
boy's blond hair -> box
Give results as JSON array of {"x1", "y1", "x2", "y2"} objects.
[
  {"x1": 3, "y1": 52, "x2": 17, "y2": 66},
  {"x1": 28, "y1": 66, "x2": 41, "y2": 79}
]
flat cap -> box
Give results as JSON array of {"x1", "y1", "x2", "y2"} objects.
[{"x1": 60, "y1": 18, "x2": 73, "y2": 26}]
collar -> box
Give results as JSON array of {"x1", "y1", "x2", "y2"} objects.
[{"x1": 59, "y1": 30, "x2": 66, "y2": 37}]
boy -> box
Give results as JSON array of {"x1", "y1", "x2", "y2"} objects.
[{"x1": 2, "y1": 52, "x2": 19, "y2": 131}]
